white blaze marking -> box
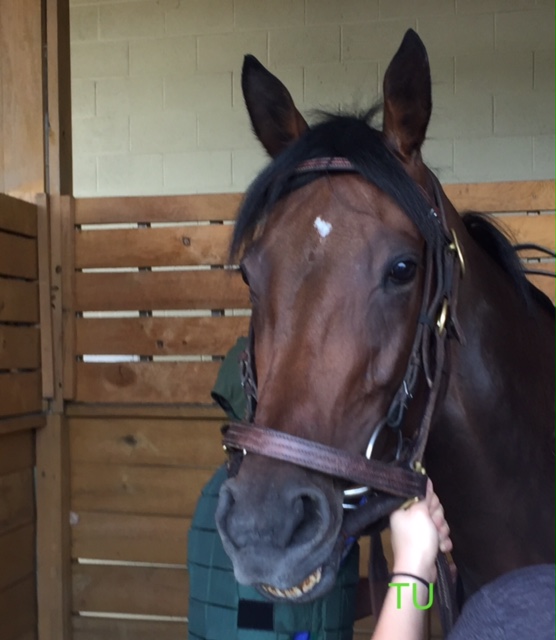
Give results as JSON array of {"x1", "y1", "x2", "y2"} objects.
[{"x1": 314, "y1": 216, "x2": 332, "y2": 238}]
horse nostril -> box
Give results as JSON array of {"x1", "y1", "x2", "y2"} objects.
[{"x1": 286, "y1": 491, "x2": 329, "y2": 548}]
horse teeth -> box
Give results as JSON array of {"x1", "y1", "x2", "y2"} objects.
[
  {"x1": 261, "y1": 566, "x2": 322, "y2": 599},
  {"x1": 301, "y1": 566, "x2": 322, "y2": 593}
]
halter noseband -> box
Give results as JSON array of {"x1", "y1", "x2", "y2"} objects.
[{"x1": 223, "y1": 156, "x2": 463, "y2": 504}]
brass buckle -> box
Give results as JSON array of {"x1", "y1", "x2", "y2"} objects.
[
  {"x1": 401, "y1": 496, "x2": 420, "y2": 510},
  {"x1": 412, "y1": 460, "x2": 427, "y2": 475},
  {"x1": 436, "y1": 298, "x2": 449, "y2": 335},
  {"x1": 449, "y1": 229, "x2": 465, "y2": 276},
  {"x1": 401, "y1": 462, "x2": 427, "y2": 509}
]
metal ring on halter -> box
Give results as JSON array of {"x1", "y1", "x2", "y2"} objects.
[{"x1": 342, "y1": 422, "x2": 403, "y2": 508}]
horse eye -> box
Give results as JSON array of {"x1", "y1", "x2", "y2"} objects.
[{"x1": 388, "y1": 260, "x2": 417, "y2": 285}]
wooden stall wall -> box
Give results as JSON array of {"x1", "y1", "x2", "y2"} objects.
[
  {"x1": 69, "y1": 194, "x2": 246, "y2": 638},
  {"x1": 0, "y1": 194, "x2": 45, "y2": 640},
  {"x1": 66, "y1": 181, "x2": 554, "y2": 640}
]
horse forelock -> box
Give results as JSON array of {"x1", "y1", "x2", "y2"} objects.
[{"x1": 231, "y1": 112, "x2": 445, "y2": 262}]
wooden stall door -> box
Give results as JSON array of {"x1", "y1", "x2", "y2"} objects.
[{"x1": 0, "y1": 194, "x2": 45, "y2": 640}]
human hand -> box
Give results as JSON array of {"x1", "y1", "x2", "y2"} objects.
[{"x1": 389, "y1": 478, "x2": 452, "y2": 583}]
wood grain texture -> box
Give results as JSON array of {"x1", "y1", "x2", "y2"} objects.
[
  {"x1": 0, "y1": 195, "x2": 38, "y2": 237},
  {"x1": 0, "y1": 431, "x2": 34, "y2": 475},
  {"x1": 74, "y1": 193, "x2": 242, "y2": 225},
  {"x1": 0, "y1": 0, "x2": 45, "y2": 196},
  {"x1": 62, "y1": 196, "x2": 76, "y2": 401},
  {"x1": 0, "y1": 278, "x2": 39, "y2": 322},
  {"x1": 445, "y1": 180, "x2": 554, "y2": 213},
  {"x1": 65, "y1": 404, "x2": 225, "y2": 420},
  {"x1": 71, "y1": 512, "x2": 190, "y2": 565},
  {"x1": 72, "y1": 563, "x2": 188, "y2": 617},
  {"x1": 76, "y1": 224, "x2": 234, "y2": 269},
  {"x1": 69, "y1": 417, "x2": 225, "y2": 468},
  {"x1": 0, "y1": 575, "x2": 37, "y2": 640},
  {"x1": 75, "y1": 315, "x2": 249, "y2": 356},
  {"x1": 0, "y1": 326, "x2": 40, "y2": 370},
  {"x1": 0, "y1": 233, "x2": 37, "y2": 279},
  {"x1": 72, "y1": 617, "x2": 187, "y2": 640},
  {"x1": 495, "y1": 213, "x2": 556, "y2": 253},
  {"x1": 0, "y1": 372, "x2": 42, "y2": 418},
  {"x1": 74, "y1": 269, "x2": 249, "y2": 312},
  {"x1": 0, "y1": 469, "x2": 35, "y2": 536},
  {"x1": 35, "y1": 412, "x2": 72, "y2": 640},
  {"x1": 71, "y1": 463, "x2": 214, "y2": 517},
  {"x1": 0, "y1": 414, "x2": 45, "y2": 437},
  {"x1": 37, "y1": 194, "x2": 54, "y2": 399},
  {"x1": 75, "y1": 361, "x2": 221, "y2": 405},
  {"x1": 0, "y1": 524, "x2": 35, "y2": 591}
]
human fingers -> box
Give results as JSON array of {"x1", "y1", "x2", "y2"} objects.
[{"x1": 425, "y1": 479, "x2": 453, "y2": 553}]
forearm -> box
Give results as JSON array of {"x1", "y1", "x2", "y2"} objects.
[
  {"x1": 370, "y1": 576, "x2": 431, "y2": 640},
  {"x1": 370, "y1": 555, "x2": 435, "y2": 640}
]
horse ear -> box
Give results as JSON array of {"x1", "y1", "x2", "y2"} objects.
[
  {"x1": 242, "y1": 55, "x2": 308, "y2": 158},
  {"x1": 382, "y1": 29, "x2": 432, "y2": 162}
]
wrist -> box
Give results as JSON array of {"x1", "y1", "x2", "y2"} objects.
[{"x1": 392, "y1": 559, "x2": 436, "y2": 584}]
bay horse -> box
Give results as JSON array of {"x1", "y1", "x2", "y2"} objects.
[{"x1": 215, "y1": 29, "x2": 555, "y2": 610}]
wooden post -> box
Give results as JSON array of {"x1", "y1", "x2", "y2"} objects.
[
  {"x1": 36, "y1": 0, "x2": 74, "y2": 633},
  {"x1": 35, "y1": 413, "x2": 71, "y2": 640}
]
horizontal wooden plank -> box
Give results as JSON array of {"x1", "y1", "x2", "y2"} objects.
[
  {"x1": 73, "y1": 616, "x2": 186, "y2": 640},
  {"x1": 72, "y1": 512, "x2": 189, "y2": 565},
  {"x1": 74, "y1": 269, "x2": 249, "y2": 312},
  {"x1": 75, "y1": 315, "x2": 249, "y2": 357},
  {"x1": 0, "y1": 195, "x2": 38, "y2": 237},
  {"x1": 0, "y1": 326, "x2": 41, "y2": 370},
  {"x1": 75, "y1": 361, "x2": 220, "y2": 405},
  {"x1": 527, "y1": 269, "x2": 556, "y2": 304},
  {"x1": 69, "y1": 417, "x2": 225, "y2": 467},
  {"x1": 0, "y1": 524, "x2": 35, "y2": 591},
  {"x1": 76, "y1": 224, "x2": 233, "y2": 269},
  {"x1": 0, "y1": 372, "x2": 42, "y2": 418},
  {"x1": 9, "y1": 631, "x2": 37, "y2": 640},
  {"x1": 0, "y1": 575, "x2": 37, "y2": 640},
  {"x1": 495, "y1": 213, "x2": 555, "y2": 253},
  {"x1": 74, "y1": 193, "x2": 242, "y2": 225},
  {"x1": 71, "y1": 463, "x2": 213, "y2": 517},
  {"x1": 0, "y1": 414, "x2": 45, "y2": 437},
  {"x1": 65, "y1": 404, "x2": 225, "y2": 420},
  {"x1": 73, "y1": 182, "x2": 554, "y2": 224},
  {"x1": 0, "y1": 278, "x2": 39, "y2": 322},
  {"x1": 0, "y1": 470, "x2": 35, "y2": 537},
  {"x1": 73, "y1": 564, "x2": 188, "y2": 617},
  {"x1": 0, "y1": 233, "x2": 37, "y2": 279},
  {"x1": 445, "y1": 180, "x2": 554, "y2": 213},
  {"x1": 0, "y1": 431, "x2": 34, "y2": 475}
]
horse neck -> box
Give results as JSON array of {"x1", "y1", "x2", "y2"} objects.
[{"x1": 426, "y1": 238, "x2": 555, "y2": 593}]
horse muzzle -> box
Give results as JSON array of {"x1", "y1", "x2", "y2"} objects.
[{"x1": 215, "y1": 458, "x2": 344, "y2": 602}]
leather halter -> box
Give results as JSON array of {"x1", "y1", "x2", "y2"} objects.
[{"x1": 223, "y1": 156, "x2": 464, "y2": 503}]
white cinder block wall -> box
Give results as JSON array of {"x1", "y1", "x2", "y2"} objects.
[{"x1": 70, "y1": 0, "x2": 555, "y2": 197}]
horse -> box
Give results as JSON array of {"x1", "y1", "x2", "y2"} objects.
[{"x1": 215, "y1": 29, "x2": 555, "y2": 612}]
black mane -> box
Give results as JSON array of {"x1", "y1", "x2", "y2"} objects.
[
  {"x1": 462, "y1": 212, "x2": 555, "y2": 316},
  {"x1": 231, "y1": 112, "x2": 443, "y2": 258}
]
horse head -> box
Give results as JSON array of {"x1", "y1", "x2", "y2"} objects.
[{"x1": 215, "y1": 29, "x2": 555, "y2": 603}]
